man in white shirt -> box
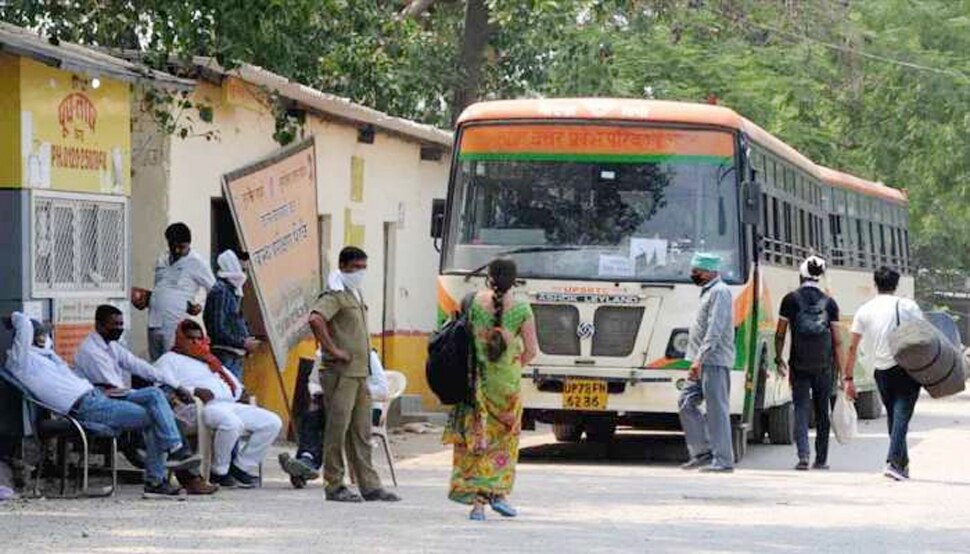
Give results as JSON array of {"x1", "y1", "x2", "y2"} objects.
[
  {"x1": 4, "y1": 312, "x2": 197, "y2": 499},
  {"x1": 155, "y1": 320, "x2": 281, "y2": 489},
  {"x1": 844, "y1": 266, "x2": 923, "y2": 481},
  {"x1": 146, "y1": 223, "x2": 216, "y2": 361},
  {"x1": 74, "y1": 305, "x2": 217, "y2": 495}
]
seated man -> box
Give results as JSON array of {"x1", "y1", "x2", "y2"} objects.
[
  {"x1": 278, "y1": 349, "x2": 389, "y2": 486},
  {"x1": 73, "y1": 305, "x2": 217, "y2": 495},
  {"x1": 155, "y1": 320, "x2": 282, "y2": 488},
  {"x1": 4, "y1": 312, "x2": 198, "y2": 499}
]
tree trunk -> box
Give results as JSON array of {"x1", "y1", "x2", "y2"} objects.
[{"x1": 450, "y1": 0, "x2": 491, "y2": 126}]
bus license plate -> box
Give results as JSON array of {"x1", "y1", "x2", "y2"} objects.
[{"x1": 562, "y1": 379, "x2": 608, "y2": 411}]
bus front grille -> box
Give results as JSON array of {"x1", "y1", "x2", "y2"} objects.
[
  {"x1": 532, "y1": 304, "x2": 581, "y2": 356},
  {"x1": 591, "y1": 307, "x2": 645, "y2": 357}
]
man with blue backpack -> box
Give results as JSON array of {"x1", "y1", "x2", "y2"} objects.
[{"x1": 775, "y1": 255, "x2": 844, "y2": 471}]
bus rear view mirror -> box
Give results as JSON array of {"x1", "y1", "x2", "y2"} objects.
[
  {"x1": 742, "y1": 180, "x2": 762, "y2": 226},
  {"x1": 430, "y1": 198, "x2": 446, "y2": 239}
]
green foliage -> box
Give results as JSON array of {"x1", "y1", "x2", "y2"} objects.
[{"x1": 4, "y1": 0, "x2": 970, "y2": 279}]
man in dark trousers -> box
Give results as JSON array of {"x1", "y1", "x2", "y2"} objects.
[
  {"x1": 775, "y1": 255, "x2": 843, "y2": 471},
  {"x1": 307, "y1": 246, "x2": 399, "y2": 503}
]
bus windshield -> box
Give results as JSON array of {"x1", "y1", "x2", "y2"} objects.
[{"x1": 442, "y1": 125, "x2": 742, "y2": 283}]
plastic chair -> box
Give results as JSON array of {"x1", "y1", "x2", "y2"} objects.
[
  {"x1": 0, "y1": 368, "x2": 118, "y2": 498},
  {"x1": 372, "y1": 371, "x2": 407, "y2": 487}
]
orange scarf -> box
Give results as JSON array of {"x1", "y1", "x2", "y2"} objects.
[{"x1": 173, "y1": 321, "x2": 237, "y2": 396}]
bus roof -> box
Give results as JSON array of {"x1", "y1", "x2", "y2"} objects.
[
  {"x1": 818, "y1": 166, "x2": 906, "y2": 205},
  {"x1": 457, "y1": 98, "x2": 905, "y2": 205}
]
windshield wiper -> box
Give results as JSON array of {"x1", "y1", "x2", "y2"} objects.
[{"x1": 462, "y1": 246, "x2": 580, "y2": 281}]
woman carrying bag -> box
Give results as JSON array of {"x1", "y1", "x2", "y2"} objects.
[{"x1": 442, "y1": 259, "x2": 538, "y2": 521}]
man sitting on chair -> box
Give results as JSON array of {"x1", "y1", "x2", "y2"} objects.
[
  {"x1": 154, "y1": 320, "x2": 282, "y2": 489},
  {"x1": 73, "y1": 305, "x2": 217, "y2": 495},
  {"x1": 3, "y1": 312, "x2": 199, "y2": 499},
  {"x1": 278, "y1": 348, "x2": 389, "y2": 486}
]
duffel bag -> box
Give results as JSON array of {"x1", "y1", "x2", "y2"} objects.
[{"x1": 890, "y1": 318, "x2": 966, "y2": 398}]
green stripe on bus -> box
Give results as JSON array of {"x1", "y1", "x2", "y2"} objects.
[{"x1": 458, "y1": 152, "x2": 731, "y2": 165}]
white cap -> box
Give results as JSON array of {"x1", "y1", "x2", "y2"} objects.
[{"x1": 800, "y1": 255, "x2": 826, "y2": 280}]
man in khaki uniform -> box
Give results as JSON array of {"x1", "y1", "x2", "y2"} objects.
[{"x1": 308, "y1": 246, "x2": 400, "y2": 503}]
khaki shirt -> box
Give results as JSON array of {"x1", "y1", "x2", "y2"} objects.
[{"x1": 311, "y1": 290, "x2": 371, "y2": 377}]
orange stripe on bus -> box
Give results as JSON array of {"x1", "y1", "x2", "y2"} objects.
[
  {"x1": 459, "y1": 125, "x2": 735, "y2": 158},
  {"x1": 437, "y1": 278, "x2": 459, "y2": 315}
]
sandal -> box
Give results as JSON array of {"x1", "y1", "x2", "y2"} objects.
[
  {"x1": 469, "y1": 502, "x2": 486, "y2": 521},
  {"x1": 490, "y1": 497, "x2": 518, "y2": 518}
]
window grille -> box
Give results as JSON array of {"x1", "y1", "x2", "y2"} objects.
[{"x1": 32, "y1": 193, "x2": 127, "y2": 296}]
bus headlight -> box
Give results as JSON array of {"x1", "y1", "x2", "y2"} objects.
[{"x1": 665, "y1": 328, "x2": 690, "y2": 359}]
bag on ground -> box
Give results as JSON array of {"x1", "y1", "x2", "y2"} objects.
[
  {"x1": 426, "y1": 293, "x2": 476, "y2": 405},
  {"x1": 889, "y1": 318, "x2": 966, "y2": 398},
  {"x1": 832, "y1": 389, "x2": 858, "y2": 445}
]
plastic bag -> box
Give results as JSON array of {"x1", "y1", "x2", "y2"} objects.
[{"x1": 832, "y1": 389, "x2": 858, "y2": 445}]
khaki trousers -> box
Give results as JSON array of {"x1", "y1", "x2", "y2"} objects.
[{"x1": 322, "y1": 373, "x2": 382, "y2": 492}]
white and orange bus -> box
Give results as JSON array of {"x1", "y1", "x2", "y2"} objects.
[{"x1": 431, "y1": 98, "x2": 911, "y2": 460}]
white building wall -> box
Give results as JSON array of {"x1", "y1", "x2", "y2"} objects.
[{"x1": 164, "y1": 81, "x2": 450, "y2": 336}]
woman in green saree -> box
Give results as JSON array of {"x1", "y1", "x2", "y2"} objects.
[{"x1": 443, "y1": 259, "x2": 539, "y2": 521}]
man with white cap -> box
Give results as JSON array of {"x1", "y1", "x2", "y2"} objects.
[
  {"x1": 678, "y1": 252, "x2": 736, "y2": 472},
  {"x1": 203, "y1": 250, "x2": 260, "y2": 380},
  {"x1": 775, "y1": 255, "x2": 843, "y2": 471}
]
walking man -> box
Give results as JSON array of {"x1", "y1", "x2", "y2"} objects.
[
  {"x1": 678, "y1": 252, "x2": 736, "y2": 473},
  {"x1": 146, "y1": 223, "x2": 216, "y2": 361},
  {"x1": 844, "y1": 266, "x2": 923, "y2": 481},
  {"x1": 775, "y1": 256, "x2": 843, "y2": 471},
  {"x1": 308, "y1": 246, "x2": 399, "y2": 502}
]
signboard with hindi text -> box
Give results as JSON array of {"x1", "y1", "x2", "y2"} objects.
[{"x1": 222, "y1": 138, "x2": 321, "y2": 371}]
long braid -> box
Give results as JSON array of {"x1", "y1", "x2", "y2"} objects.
[{"x1": 485, "y1": 259, "x2": 516, "y2": 363}]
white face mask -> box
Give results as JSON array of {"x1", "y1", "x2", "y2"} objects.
[{"x1": 340, "y1": 270, "x2": 366, "y2": 290}]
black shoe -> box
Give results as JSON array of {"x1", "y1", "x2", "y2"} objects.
[
  {"x1": 143, "y1": 481, "x2": 187, "y2": 500},
  {"x1": 326, "y1": 486, "x2": 364, "y2": 503},
  {"x1": 699, "y1": 465, "x2": 734, "y2": 473},
  {"x1": 165, "y1": 446, "x2": 201, "y2": 470},
  {"x1": 795, "y1": 460, "x2": 810, "y2": 471},
  {"x1": 812, "y1": 462, "x2": 830, "y2": 471},
  {"x1": 229, "y1": 464, "x2": 259, "y2": 489},
  {"x1": 361, "y1": 488, "x2": 401, "y2": 502},
  {"x1": 210, "y1": 472, "x2": 238, "y2": 488}
]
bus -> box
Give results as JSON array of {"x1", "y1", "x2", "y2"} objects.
[{"x1": 431, "y1": 98, "x2": 911, "y2": 460}]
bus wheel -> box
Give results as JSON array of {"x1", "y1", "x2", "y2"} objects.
[
  {"x1": 767, "y1": 402, "x2": 794, "y2": 445},
  {"x1": 552, "y1": 422, "x2": 584, "y2": 443},
  {"x1": 584, "y1": 418, "x2": 617, "y2": 443},
  {"x1": 732, "y1": 424, "x2": 747, "y2": 463},
  {"x1": 855, "y1": 390, "x2": 884, "y2": 420}
]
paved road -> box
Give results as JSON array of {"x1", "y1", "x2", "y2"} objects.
[{"x1": 2, "y1": 392, "x2": 970, "y2": 553}]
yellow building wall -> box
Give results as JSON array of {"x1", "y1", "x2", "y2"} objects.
[
  {"x1": 1, "y1": 55, "x2": 131, "y2": 194},
  {"x1": 0, "y1": 54, "x2": 21, "y2": 187}
]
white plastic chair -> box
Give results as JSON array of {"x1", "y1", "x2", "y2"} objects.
[{"x1": 372, "y1": 371, "x2": 407, "y2": 487}]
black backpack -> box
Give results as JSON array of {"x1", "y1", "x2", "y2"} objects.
[
  {"x1": 792, "y1": 289, "x2": 831, "y2": 337},
  {"x1": 426, "y1": 293, "x2": 477, "y2": 405}
]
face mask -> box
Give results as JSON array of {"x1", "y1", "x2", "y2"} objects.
[
  {"x1": 31, "y1": 336, "x2": 54, "y2": 356},
  {"x1": 105, "y1": 328, "x2": 124, "y2": 342},
  {"x1": 340, "y1": 270, "x2": 366, "y2": 290}
]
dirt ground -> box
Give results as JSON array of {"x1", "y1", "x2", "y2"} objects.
[{"x1": 3, "y1": 393, "x2": 970, "y2": 553}]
